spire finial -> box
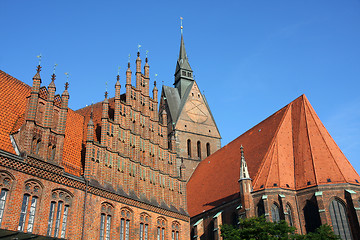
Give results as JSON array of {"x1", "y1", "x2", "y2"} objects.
[
  {"x1": 51, "y1": 63, "x2": 58, "y2": 81},
  {"x1": 36, "y1": 54, "x2": 42, "y2": 66},
  {"x1": 90, "y1": 102, "x2": 94, "y2": 119},
  {"x1": 154, "y1": 81, "x2": 157, "y2": 87},
  {"x1": 128, "y1": 54, "x2": 131, "y2": 68},
  {"x1": 105, "y1": 81, "x2": 108, "y2": 98},
  {"x1": 145, "y1": 50, "x2": 149, "y2": 63},
  {"x1": 64, "y1": 72, "x2": 69, "y2": 90},
  {"x1": 117, "y1": 66, "x2": 120, "y2": 80},
  {"x1": 180, "y1": 17, "x2": 183, "y2": 35},
  {"x1": 137, "y1": 44, "x2": 141, "y2": 57}
]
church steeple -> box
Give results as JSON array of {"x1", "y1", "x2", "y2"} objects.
[{"x1": 174, "y1": 17, "x2": 194, "y2": 97}]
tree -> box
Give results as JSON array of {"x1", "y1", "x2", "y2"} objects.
[{"x1": 220, "y1": 216, "x2": 340, "y2": 240}]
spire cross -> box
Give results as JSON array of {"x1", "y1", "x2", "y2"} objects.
[{"x1": 36, "y1": 54, "x2": 42, "y2": 66}]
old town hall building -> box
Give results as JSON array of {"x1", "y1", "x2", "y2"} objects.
[{"x1": 0, "y1": 32, "x2": 206, "y2": 239}]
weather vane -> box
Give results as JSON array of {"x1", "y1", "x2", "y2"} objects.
[
  {"x1": 138, "y1": 44, "x2": 142, "y2": 52},
  {"x1": 36, "y1": 54, "x2": 42, "y2": 65},
  {"x1": 180, "y1": 17, "x2": 183, "y2": 34},
  {"x1": 53, "y1": 63, "x2": 58, "y2": 74},
  {"x1": 117, "y1": 66, "x2": 121, "y2": 75},
  {"x1": 128, "y1": 54, "x2": 131, "y2": 62},
  {"x1": 146, "y1": 50, "x2": 149, "y2": 58}
]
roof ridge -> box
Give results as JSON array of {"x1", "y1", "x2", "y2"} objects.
[
  {"x1": 252, "y1": 102, "x2": 292, "y2": 187},
  {"x1": 304, "y1": 97, "x2": 347, "y2": 183}
]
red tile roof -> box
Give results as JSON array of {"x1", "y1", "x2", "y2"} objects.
[
  {"x1": 0, "y1": 70, "x2": 84, "y2": 176},
  {"x1": 187, "y1": 94, "x2": 360, "y2": 217}
]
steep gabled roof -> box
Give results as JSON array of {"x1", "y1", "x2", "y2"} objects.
[
  {"x1": 0, "y1": 70, "x2": 84, "y2": 176},
  {"x1": 187, "y1": 94, "x2": 360, "y2": 217}
]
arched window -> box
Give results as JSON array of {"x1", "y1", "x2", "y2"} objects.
[
  {"x1": 197, "y1": 141, "x2": 201, "y2": 159},
  {"x1": 0, "y1": 172, "x2": 14, "y2": 227},
  {"x1": 329, "y1": 199, "x2": 352, "y2": 239},
  {"x1": 99, "y1": 203, "x2": 113, "y2": 240},
  {"x1": 172, "y1": 221, "x2": 180, "y2": 240},
  {"x1": 139, "y1": 213, "x2": 150, "y2": 240},
  {"x1": 271, "y1": 203, "x2": 280, "y2": 222},
  {"x1": 47, "y1": 189, "x2": 72, "y2": 238},
  {"x1": 120, "y1": 208, "x2": 132, "y2": 240},
  {"x1": 257, "y1": 200, "x2": 265, "y2": 217},
  {"x1": 303, "y1": 200, "x2": 321, "y2": 233},
  {"x1": 285, "y1": 204, "x2": 293, "y2": 226},
  {"x1": 35, "y1": 139, "x2": 41, "y2": 155},
  {"x1": 157, "y1": 217, "x2": 166, "y2": 240},
  {"x1": 206, "y1": 143, "x2": 210, "y2": 157},
  {"x1": 187, "y1": 139, "x2": 191, "y2": 157},
  {"x1": 18, "y1": 180, "x2": 42, "y2": 233}
]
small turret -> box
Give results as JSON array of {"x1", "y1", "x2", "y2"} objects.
[
  {"x1": 102, "y1": 91, "x2": 109, "y2": 119},
  {"x1": 152, "y1": 81, "x2": 158, "y2": 101},
  {"x1": 26, "y1": 65, "x2": 42, "y2": 121},
  {"x1": 238, "y1": 145, "x2": 253, "y2": 218},
  {"x1": 87, "y1": 106, "x2": 94, "y2": 142},
  {"x1": 180, "y1": 157, "x2": 186, "y2": 180},
  {"x1": 136, "y1": 51, "x2": 142, "y2": 89},
  {"x1": 114, "y1": 74, "x2": 121, "y2": 123},
  {"x1": 58, "y1": 81, "x2": 69, "y2": 135}
]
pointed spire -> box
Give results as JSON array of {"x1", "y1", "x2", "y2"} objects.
[
  {"x1": 239, "y1": 145, "x2": 251, "y2": 180},
  {"x1": 88, "y1": 104, "x2": 94, "y2": 126}
]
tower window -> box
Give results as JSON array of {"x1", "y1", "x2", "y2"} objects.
[
  {"x1": 197, "y1": 141, "x2": 201, "y2": 159},
  {"x1": 187, "y1": 139, "x2": 191, "y2": 157},
  {"x1": 182, "y1": 71, "x2": 186, "y2": 76},
  {"x1": 206, "y1": 143, "x2": 210, "y2": 157}
]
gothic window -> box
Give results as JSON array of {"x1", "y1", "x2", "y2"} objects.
[
  {"x1": 257, "y1": 199, "x2": 265, "y2": 217},
  {"x1": 0, "y1": 172, "x2": 13, "y2": 227},
  {"x1": 172, "y1": 221, "x2": 180, "y2": 240},
  {"x1": 285, "y1": 204, "x2": 293, "y2": 227},
  {"x1": 18, "y1": 180, "x2": 42, "y2": 233},
  {"x1": 206, "y1": 143, "x2": 210, "y2": 157},
  {"x1": 48, "y1": 144, "x2": 56, "y2": 161},
  {"x1": 99, "y1": 203, "x2": 113, "y2": 240},
  {"x1": 271, "y1": 203, "x2": 280, "y2": 223},
  {"x1": 120, "y1": 208, "x2": 132, "y2": 240},
  {"x1": 139, "y1": 213, "x2": 150, "y2": 240},
  {"x1": 303, "y1": 199, "x2": 321, "y2": 233},
  {"x1": 329, "y1": 199, "x2": 352, "y2": 239},
  {"x1": 187, "y1": 139, "x2": 191, "y2": 157},
  {"x1": 35, "y1": 139, "x2": 41, "y2": 155},
  {"x1": 197, "y1": 141, "x2": 201, "y2": 159},
  {"x1": 156, "y1": 217, "x2": 166, "y2": 240},
  {"x1": 47, "y1": 189, "x2": 72, "y2": 238},
  {"x1": 182, "y1": 71, "x2": 186, "y2": 76}
]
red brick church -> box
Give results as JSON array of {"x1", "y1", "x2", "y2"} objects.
[{"x1": 187, "y1": 94, "x2": 360, "y2": 240}]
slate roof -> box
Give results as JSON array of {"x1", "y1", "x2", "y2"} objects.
[
  {"x1": 0, "y1": 70, "x2": 84, "y2": 176},
  {"x1": 187, "y1": 94, "x2": 360, "y2": 217}
]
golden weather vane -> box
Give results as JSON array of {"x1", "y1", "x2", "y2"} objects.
[
  {"x1": 138, "y1": 44, "x2": 142, "y2": 52},
  {"x1": 118, "y1": 66, "x2": 121, "y2": 75},
  {"x1": 146, "y1": 50, "x2": 149, "y2": 58},
  {"x1": 36, "y1": 54, "x2": 42, "y2": 65},
  {"x1": 180, "y1": 17, "x2": 183, "y2": 34},
  {"x1": 53, "y1": 63, "x2": 58, "y2": 74}
]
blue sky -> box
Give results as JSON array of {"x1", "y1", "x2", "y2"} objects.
[{"x1": 1, "y1": 0, "x2": 360, "y2": 174}]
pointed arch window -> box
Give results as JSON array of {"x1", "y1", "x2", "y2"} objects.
[
  {"x1": 120, "y1": 208, "x2": 132, "y2": 240},
  {"x1": 35, "y1": 139, "x2": 41, "y2": 155},
  {"x1": 285, "y1": 204, "x2": 293, "y2": 226},
  {"x1": 0, "y1": 172, "x2": 13, "y2": 227},
  {"x1": 157, "y1": 218, "x2": 166, "y2": 240},
  {"x1": 329, "y1": 199, "x2": 352, "y2": 239},
  {"x1": 271, "y1": 203, "x2": 280, "y2": 223},
  {"x1": 99, "y1": 203, "x2": 113, "y2": 240},
  {"x1": 172, "y1": 221, "x2": 180, "y2": 240},
  {"x1": 18, "y1": 180, "x2": 42, "y2": 233},
  {"x1": 47, "y1": 189, "x2": 72, "y2": 238},
  {"x1": 139, "y1": 213, "x2": 150, "y2": 240},
  {"x1": 197, "y1": 141, "x2": 201, "y2": 159},
  {"x1": 206, "y1": 143, "x2": 210, "y2": 157},
  {"x1": 187, "y1": 139, "x2": 191, "y2": 157}
]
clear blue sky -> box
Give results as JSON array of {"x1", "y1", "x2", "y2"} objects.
[{"x1": 1, "y1": 0, "x2": 360, "y2": 174}]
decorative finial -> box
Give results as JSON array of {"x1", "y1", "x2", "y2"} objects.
[
  {"x1": 90, "y1": 102, "x2": 94, "y2": 119},
  {"x1": 53, "y1": 63, "x2": 58, "y2": 74},
  {"x1": 154, "y1": 81, "x2": 157, "y2": 87},
  {"x1": 64, "y1": 72, "x2": 69, "y2": 90},
  {"x1": 36, "y1": 54, "x2": 42, "y2": 66},
  {"x1": 105, "y1": 81, "x2": 108, "y2": 92},
  {"x1": 105, "y1": 91, "x2": 108, "y2": 99},
  {"x1": 145, "y1": 50, "x2": 149, "y2": 63},
  {"x1": 138, "y1": 44, "x2": 141, "y2": 53},
  {"x1": 128, "y1": 54, "x2": 131, "y2": 68},
  {"x1": 180, "y1": 17, "x2": 183, "y2": 34},
  {"x1": 117, "y1": 66, "x2": 120, "y2": 75}
]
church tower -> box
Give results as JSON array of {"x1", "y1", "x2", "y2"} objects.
[{"x1": 160, "y1": 21, "x2": 221, "y2": 181}]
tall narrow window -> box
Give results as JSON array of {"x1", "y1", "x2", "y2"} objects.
[
  {"x1": 206, "y1": 143, "x2": 210, "y2": 157},
  {"x1": 172, "y1": 221, "x2": 180, "y2": 240},
  {"x1": 18, "y1": 181, "x2": 42, "y2": 233},
  {"x1": 197, "y1": 141, "x2": 201, "y2": 159},
  {"x1": 286, "y1": 204, "x2": 293, "y2": 227},
  {"x1": 140, "y1": 213, "x2": 150, "y2": 240},
  {"x1": 329, "y1": 199, "x2": 352, "y2": 240},
  {"x1": 47, "y1": 189, "x2": 72, "y2": 238},
  {"x1": 120, "y1": 208, "x2": 132, "y2": 240},
  {"x1": 157, "y1": 218, "x2": 166, "y2": 240},
  {"x1": 35, "y1": 139, "x2": 41, "y2": 155},
  {"x1": 271, "y1": 203, "x2": 280, "y2": 223},
  {"x1": 0, "y1": 189, "x2": 8, "y2": 226},
  {"x1": 187, "y1": 139, "x2": 191, "y2": 157},
  {"x1": 51, "y1": 145, "x2": 56, "y2": 161},
  {"x1": 0, "y1": 173, "x2": 13, "y2": 227},
  {"x1": 99, "y1": 203, "x2": 113, "y2": 240}
]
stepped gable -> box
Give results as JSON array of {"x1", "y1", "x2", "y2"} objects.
[
  {"x1": 187, "y1": 94, "x2": 360, "y2": 217},
  {"x1": 0, "y1": 70, "x2": 31, "y2": 154},
  {"x1": 0, "y1": 70, "x2": 85, "y2": 176},
  {"x1": 76, "y1": 97, "x2": 116, "y2": 143}
]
